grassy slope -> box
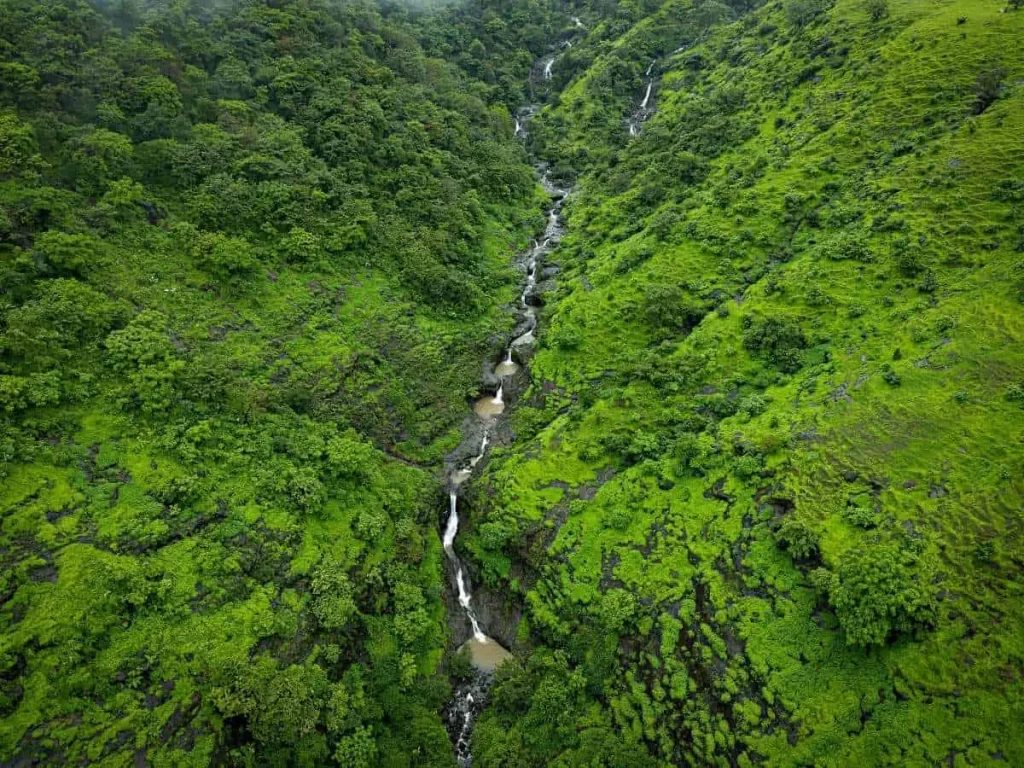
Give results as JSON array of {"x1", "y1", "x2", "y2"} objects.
[
  {"x1": 469, "y1": 0, "x2": 1024, "y2": 763},
  {"x1": 0, "y1": 206, "x2": 537, "y2": 765}
]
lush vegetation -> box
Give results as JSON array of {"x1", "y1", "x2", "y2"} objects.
[
  {"x1": 0, "y1": 0, "x2": 558, "y2": 764},
  {"x1": 2, "y1": 0, "x2": 1022, "y2": 765},
  {"x1": 462, "y1": 0, "x2": 1024, "y2": 765}
]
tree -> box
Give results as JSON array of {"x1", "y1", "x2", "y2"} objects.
[
  {"x1": 774, "y1": 518, "x2": 819, "y2": 559},
  {"x1": 642, "y1": 284, "x2": 703, "y2": 335},
  {"x1": 784, "y1": 0, "x2": 828, "y2": 28},
  {"x1": 334, "y1": 726, "x2": 377, "y2": 767},
  {"x1": 972, "y1": 68, "x2": 1006, "y2": 115},
  {"x1": 68, "y1": 128, "x2": 133, "y2": 194},
  {"x1": 105, "y1": 310, "x2": 183, "y2": 413},
  {"x1": 741, "y1": 314, "x2": 807, "y2": 373},
  {"x1": 829, "y1": 543, "x2": 936, "y2": 646},
  {"x1": 0, "y1": 110, "x2": 42, "y2": 178},
  {"x1": 194, "y1": 231, "x2": 257, "y2": 285},
  {"x1": 311, "y1": 557, "x2": 357, "y2": 631},
  {"x1": 865, "y1": 0, "x2": 889, "y2": 21},
  {"x1": 34, "y1": 231, "x2": 109, "y2": 279}
]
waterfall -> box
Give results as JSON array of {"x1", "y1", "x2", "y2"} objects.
[
  {"x1": 629, "y1": 60, "x2": 657, "y2": 137},
  {"x1": 469, "y1": 430, "x2": 488, "y2": 467},
  {"x1": 456, "y1": 567, "x2": 486, "y2": 640},
  {"x1": 443, "y1": 489, "x2": 486, "y2": 641},
  {"x1": 544, "y1": 57, "x2": 555, "y2": 80},
  {"x1": 443, "y1": 491, "x2": 459, "y2": 554},
  {"x1": 640, "y1": 82, "x2": 652, "y2": 110},
  {"x1": 443, "y1": 114, "x2": 572, "y2": 761},
  {"x1": 571, "y1": 15, "x2": 585, "y2": 28}
]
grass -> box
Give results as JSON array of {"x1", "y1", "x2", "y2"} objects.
[{"x1": 468, "y1": 0, "x2": 1024, "y2": 763}]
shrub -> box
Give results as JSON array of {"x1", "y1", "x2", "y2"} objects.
[
  {"x1": 739, "y1": 394, "x2": 767, "y2": 416},
  {"x1": 642, "y1": 284, "x2": 703, "y2": 335},
  {"x1": 829, "y1": 543, "x2": 936, "y2": 646},
  {"x1": 734, "y1": 454, "x2": 763, "y2": 480},
  {"x1": 917, "y1": 270, "x2": 938, "y2": 293},
  {"x1": 814, "y1": 231, "x2": 874, "y2": 262},
  {"x1": 972, "y1": 68, "x2": 1006, "y2": 115},
  {"x1": 865, "y1": 0, "x2": 888, "y2": 22},
  {"x1": 842, "y1": 504, "x2": 878, "y2": 529},
  {"x1": 195, "y1": 231, "x2": 257, "y2": 284},
  {"x1": 774, "y1": 518, "x2": 819, "y2": 559},
  {"x1": 784, "y1": 0, "x2": 828, "y2": 29},
  {"x1": 742, "y1": 314, "x2": 807, "y2": 373},
  {"x1": 1004, "y1": 383, "x2": 1024, "y2": 405}
]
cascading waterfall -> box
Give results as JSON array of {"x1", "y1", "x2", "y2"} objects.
[
  {"x1": 640, "y1": 82, "x2": 653, "y2": 110},
  {"x1": 628, "y1": 59, "x2": 658, "y2": 137},
  {"x1": 543, "y1": 56, "x2": 555, "y2": 80},
  {"x1": 443, "y1": 156, "x2": 569, "y2": 767}
]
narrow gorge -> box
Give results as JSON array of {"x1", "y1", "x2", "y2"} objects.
[{"x1": 442, "y1": 163, "x2": 568, "y2": 763}]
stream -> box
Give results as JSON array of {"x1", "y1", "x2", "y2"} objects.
[
  {"x1": 442, "y1": 119, "x2": 568, "y2": 764},
  {"x1": 628, "y1": 58, "x2": 658, "y2": 136}
]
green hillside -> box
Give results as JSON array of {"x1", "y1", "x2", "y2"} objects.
[
  {"x1": 0, "y1": 0, "x2": 556, "y2": 763},
  {"x1": 465, "y1": 0, "x2": 1024, "y2": 765},
  {"x1": 1, "y1": 0, "x2": 1022, "y2": 765}
]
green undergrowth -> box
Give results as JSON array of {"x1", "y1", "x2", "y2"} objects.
[
  {"x1": 0, "y1": 0, "x2": 560, "y2": 764},
  {"x1": 468, "y1": 0, "x2": 1024, "y2": 764}
]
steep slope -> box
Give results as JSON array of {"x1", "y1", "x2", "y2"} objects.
[
  {"x1": 0, "y1": 0, "x2": 554, "y2": 764},
  {"x1": 466, "y1": 0, "x2": 1024, "y2": 764}
]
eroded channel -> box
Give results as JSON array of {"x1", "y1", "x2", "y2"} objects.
[{"x1": 442, "y1": 164, "x2": 568, "y2": 765}]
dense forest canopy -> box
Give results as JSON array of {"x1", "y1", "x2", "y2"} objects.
[{"x1": 2, "y1": 0, "x2": 1023, "y2": 765}]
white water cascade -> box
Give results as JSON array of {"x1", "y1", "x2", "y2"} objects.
[
  {"x1": 543, "y1": 56, "x2": 555, "y2": 80},
  {"x1": 444, "y1": 104, "x2": 571, "y2": 766},
  {"x1": 628, "y1": 59, "x2": 658, "y2": 137}
]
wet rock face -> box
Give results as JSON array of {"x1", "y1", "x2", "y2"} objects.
[
  {"x1": 463, "y1": 577, "x2": 523, "y2": 649},
  {"x1": 445, "y1": 670, "x2": 495, "y2": 767}
]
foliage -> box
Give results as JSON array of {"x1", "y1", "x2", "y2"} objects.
[{"x1": 829, "y1": 542, "x2": 937, "y2": 647}]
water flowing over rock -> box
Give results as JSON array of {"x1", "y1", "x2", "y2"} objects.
[
  {"x1": 441, "y1": 130, "x2": 570, "y2": 763},
  {"x1": 628, "y1": 59, "x2": 658, "y2": 136}
]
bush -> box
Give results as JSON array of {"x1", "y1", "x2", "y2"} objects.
[
  {"x1": 774, "y1": 518, "x2": 819, "y2": 559},
  {"x1": 641, "y1": 285, "x2": 703, "y2": 335},
  {"x1": 865, "y1": 0, "x2": 889, "y2": 22},
  {"x1": 195, "y1": 231, "x2": 257, "y2": 285},
  {"x1": 972, "y1": 68, "x2": 1006, "y2": 115},
  {"x1": 742, "y1": 314, "x2": 807, "y2": 373},
  {"x1": 814, "y1": 231, "x2": 874, "y2": 262},
  {"x1": 829, "y1": 543, "x2": 936, "y2": 646},
  {"x1": 784, "y1": 0, "x2": 829, "y2": 28},
  {"x1": 842, "y1": 504, "x2": 878, "y2": 529}
]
